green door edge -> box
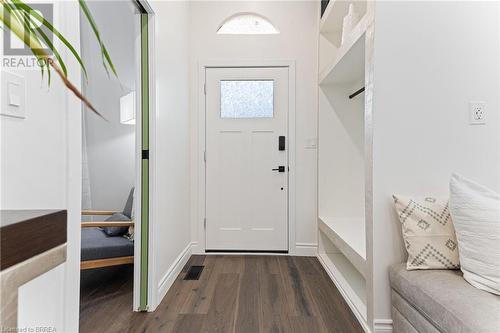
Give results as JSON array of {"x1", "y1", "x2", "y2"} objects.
[{"x1": 139, "y1": 12, "x2": 149, "y2": 311}]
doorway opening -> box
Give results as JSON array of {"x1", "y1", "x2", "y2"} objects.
[{"x1": 78, "y1": 1, "x2": 152, "y2": 327}]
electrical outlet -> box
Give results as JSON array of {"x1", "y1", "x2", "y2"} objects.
[{"x1": 469, "y1": 101, "x2": 486, "y2": 125}]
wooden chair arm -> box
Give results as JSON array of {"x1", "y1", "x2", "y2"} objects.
[
  {"x1": 81, "y1": 210, "x2": 119, "y2": 216},
  {"x1": 81, "y1": 256, "x2": 134, "y2": 270},
  {"x1": 81, "y1": 221, "x2": 134, "y2": 228}
]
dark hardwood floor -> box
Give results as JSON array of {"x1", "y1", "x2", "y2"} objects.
[{"x1": 80, "y1": 255, "x2": 363, "y2": 333}]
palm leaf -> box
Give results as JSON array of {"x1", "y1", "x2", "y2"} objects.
[
  {"x1": 1, "y1": 2, "x2": 52, "y2": 81},
  {"x1": 78, "y1": 0, "x2": 117, "y2": 77},
  {"x1": 11, "y1": 0, "x2": 88, "y2": 79},
  {"x1": 20, "y1": 9, "x2": 67, "y2": 78},
  {"x1": 0, "y1": 3, "x2": 45, "y2": 58}
]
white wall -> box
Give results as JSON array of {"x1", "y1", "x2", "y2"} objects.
[
  {"x1": 80, "y1": 1, "x2": 139, "y2": 211},
  {"x1": 189, "y1": 1, "x2": 320, "y2": 253},
  {"x1": 149, "y1": 1, "x2": 192, "y2": 309},
  {"x1": 0, "y1": 41, "x2": 67, "y2": 209},
  {"x1": 0, "y1": 2, "x2": 82, "y2": 332},
  {"x1": 17, "y1": 264, "x2": 65, "y2": 331},
  {"x1": 371, "y1": 1, "x2": 500, "y2": 322}
]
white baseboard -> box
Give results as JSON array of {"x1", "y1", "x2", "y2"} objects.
[
  {"x1": 190, "y1": 241, "x2": 202, "y2": 255},
  {"x1": 373, "y1": 319, "x2": 393, "y2": 333},
  {"x1": 156, "y1": 242, "x2": 194, "y2": 308},
  {"x1": 295, "y1": 242, "x2": 318, "y2": 256}
]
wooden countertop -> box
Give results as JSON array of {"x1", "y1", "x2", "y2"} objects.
[{"x1": 0, "y1": 210, "x2": 67, "y2": 271}]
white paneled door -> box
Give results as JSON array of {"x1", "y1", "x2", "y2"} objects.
[{"x1": 205, "y1": 67, "x2": 289, "y2": 251}]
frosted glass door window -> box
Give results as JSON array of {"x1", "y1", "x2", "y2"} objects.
[{"x1": 220, "y1": 80, "x2": 274, "y2": 118}]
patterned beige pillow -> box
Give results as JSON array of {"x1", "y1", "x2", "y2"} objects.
[{"x1": 393, "y1": 195, "x2": 460, "y2": 270}]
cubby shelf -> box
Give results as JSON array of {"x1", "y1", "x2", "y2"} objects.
[
  {"x1": 319, "y1": 14, "x2": 369, "y2": 85},
  {"x1": 320, "y1": 0, "x2": 367, "y2": 36},
  {"x1": 318, "y1": 216, "x2": 366, "y2": 276},
  {"x1": 317, "y1": 251, "x2": 367, "y2": 321}
]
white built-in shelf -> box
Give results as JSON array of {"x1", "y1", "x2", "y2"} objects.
[
  {"x1": 318, "y1": 251, "x2": 367, "y2": 321},
  {"x1": 318, "y1": 216, "x2": 366, "y2": 277},
  {"x1": 320, "y1": 1, "x2": 367, "y2": 35},
  {"x1": 320, "y1": 0, "x2": 349, "y2": 35},
  {"x1": 318, "y1": 1, "x2": 373, "y2": 328},
  {"x1": 319, "y1": 13, "x2": 369, "y2": 85}
]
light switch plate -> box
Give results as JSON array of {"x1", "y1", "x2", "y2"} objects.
[
  {"x1": 304, "y1": 137, "x2": 317, "y2": 149},
  {"x1": 1, "y1": 70, "x2": 26, "y2": 119},
  {"x1": 469, "y1": 101, "x2": 486, "y2": 125},
  {"x1": 8, "y1": 82, "x2": 21, "y2": 106}
]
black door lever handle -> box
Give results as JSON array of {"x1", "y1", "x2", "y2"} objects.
[{"x1": 272, "y1": 166, "x2": 285, "y2": 172}]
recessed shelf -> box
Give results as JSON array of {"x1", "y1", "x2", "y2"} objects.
[
  {"x1": 318, "y1": 216, "x2": 366, "y2": 276},
  {"x1": 320, "y1": 1, "x2": 367, "y2": 35},
  {"x1": 317, "y1": 251, "x2": 367, "y2": 321},
  {"x1": 320, "y1": 1, "x2": 368, "y2": 45},
  {"x1": 319, "y1": 15, "x2": 368, "y2": 85}
]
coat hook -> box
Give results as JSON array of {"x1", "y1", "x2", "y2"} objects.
[{"x1": 349, "y1": 87, "x2": 365, "y2": 99}]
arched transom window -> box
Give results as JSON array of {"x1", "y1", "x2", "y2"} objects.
[{"x1": 217, "y1": 13, "x2": 279, "y2": 35}]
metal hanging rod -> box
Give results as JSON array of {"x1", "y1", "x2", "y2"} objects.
[{"x1": 349, "y1": 87, "x2": 365, "y2": 99}]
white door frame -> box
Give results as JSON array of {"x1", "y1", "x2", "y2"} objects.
[{"x1": 194, "y1": 60, "x2": 297, "y2": 255}]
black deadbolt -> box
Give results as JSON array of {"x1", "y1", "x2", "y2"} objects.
[{"x1": 279, "y1": 136, "x2": 286, "y2": 151}]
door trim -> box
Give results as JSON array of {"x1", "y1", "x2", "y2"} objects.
[
  {"x1": 132, "y1": 0, "x2": 155, "y2": 312},
  {"x1": 194, "y1": 60, "x2": 297, "y2": 255}
]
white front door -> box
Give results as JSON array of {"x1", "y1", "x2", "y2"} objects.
[{"x1": 205, "y1": 67, "x2": 289, "y2": 251}]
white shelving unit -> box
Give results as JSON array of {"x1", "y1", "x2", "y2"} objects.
[
  {"x1": 317, "y1": 0, "x2": 374, "y2": 330},
  {"x1": 318, "y1": 216, "x2": 366, "y2": 276}
]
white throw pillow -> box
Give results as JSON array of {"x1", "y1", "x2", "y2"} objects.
[
  {"x1": 449, "y1": 173, "x2": 500, "y2": 295},
  {"x1": 393, "y1": 195, "x2": 460, "y2": 270}
]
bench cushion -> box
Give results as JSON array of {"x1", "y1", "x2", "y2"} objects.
[
  {"x1": 392, "y1": 291, "x2": 440, "y2": 333},
  {"x1": 81, "y1": 228, "x2": 133, "y2": 261},
  {"x1": 390, "y1": 263, "x2": 500, "y2": 333}
]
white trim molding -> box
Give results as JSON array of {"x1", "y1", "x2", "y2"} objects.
[
  {"x1": 295, "y1": 243, "x2": 318, "y2": 256},
  {"x1": 155, "y1": 242, "x2": 194, "y2": 309},
  {"x1": 373, "y1": 319, "x2": 393, "y2": 333}
]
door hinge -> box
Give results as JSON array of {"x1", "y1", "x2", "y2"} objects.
[
  {"x1": 203, "y1": 83, "x2": 206, "y2": 95},
  {"x1": 204, "y1": 151, "x2": 206, "y2": 162},
  {"x1": 204, "y1": 218, "x2": 206, "y2": 229}
]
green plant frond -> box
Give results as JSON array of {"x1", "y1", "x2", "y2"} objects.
[
  {"x1": 35, "y1": 28, "x2": 62, "y2": 78},
  {"x1": 2, "y1": 4, "x2": 42, "y2": 54},
  {"x1": 4, "y1": 2, "x2": 36, "y2": 43},
  {"x1": 0, "y1": 0, "x2": 113, "y2": 118},
  {"x1": 11, "y1": 0, "x2": 87, "y2": 79},
  {"x1": 1, "y1": 3, "x2": 45, "y2": 58},
  {"x1": 19, "y1": 10, "x2": 67, "y2": 78},
  {"x1": 78, "y1": 0, "x2": 117, "y2": 78},
  {"x1": 40, "y1": 58, "x2": 45, "y2": 79},
  {"x1": 2, "y1": 3, "x2": 52, "y2": 82},
  {"x1": 46, "y1": 58, "x2": 51, "y2": 84},
  {"x1": 1, "y1": 3, "x2": 54, "y2": 86}
]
